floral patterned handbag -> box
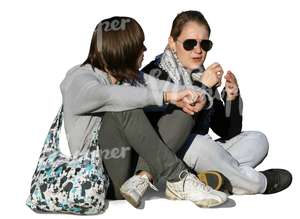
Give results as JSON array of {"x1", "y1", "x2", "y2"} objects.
[{"x1": 26, "y1": 105, "x2": 109, "y2": 215}]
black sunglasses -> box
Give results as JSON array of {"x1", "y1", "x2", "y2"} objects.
[{"x1": 177, "y1": 39, "x2": 213, "y2": 52}]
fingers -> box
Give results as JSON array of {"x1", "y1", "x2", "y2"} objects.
[
  {"x1": 225, "y1": 70, "x2": 237, "y2": 83},
  {"x1": 190, "y1": 91, "x2": 198, "y2": 103},
  {"x1": 208, "y1": 62, "x2": 221, "y2": 69},
  {"x1": 226, "y1": 82, "x2": 235, "y2": 89},
  {"x1": 185, "y1": 90, "x2": 203, "y2": 104},
  {"x1": 181, "y1": 101, "x2": 198, "y2": 115},
  {"x1": 227, "y1": 87, "x2": 238, "y2": 95},
  {"x1": 182, "y1": 107, "x2": 196, "y2": 115},
  {"x1": 206, "y1": 65, "x2": 239, "y2": 90},
  {"x1": 225, "y1": 81, "x2": 239, "y2": 97},
  {"x1": 177, "y1": 91, "x2": 207, "y2": 115},
  {"x1": 175, "y1": 100, "x2": 194, "y2": 115},
  {"x1": 224, "y1": 72, "x2": 231, "y2": 81},
  {"x1": 193, "y1": 100, "x2": 206, "y2": 112},
  {"x1": 193, "y1": 91, "x2": 204, "y2": 100},
  {"x1": 182, "y1": 96, "x2": 205, "y2": 114},
  {"x1": 226, "y1": 80, "x2": 237, "y2": 88},
  {"x1": 209, "y1": 63, "x2": 223, "y2": 73},
  {"x1": 199, "y1": 93, "x2": 205, "y2": 101},
  {"x1": 208, "y1": 63, "x2": 224, "y2": 82},
  {"x1": 189, "y1": 91, "x2": 205, "y2": 106},
  {"x1": 183, "y1": 98, "x2": 200, "y2": 111},
  {"x1": 190, "y1": 94, "x2": 206, "y2": 111},
  {"x1": 225, "y1": 73, "x2": 238, "y2": 88},
  {"x1": 182, "y1": 104, "x2": 203, "y2": 115},
  {"x1": 179, "y1": 90, "x2": 194, "y2": 103},
  {"x1": 215, "y1": 66, "x2": 224, "y2": 76}
]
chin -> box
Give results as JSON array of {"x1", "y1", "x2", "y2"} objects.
[{"x1": 187, "y1": 63, "x2": 201, "y2": 71}]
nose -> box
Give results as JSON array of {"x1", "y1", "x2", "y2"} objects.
[{"x1": 194, "y1": 42, "x2": 202, "y2": 54}]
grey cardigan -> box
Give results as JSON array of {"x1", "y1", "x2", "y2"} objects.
[{"x1": 60, "y1": 64, "x2": 212, "y2": 156}]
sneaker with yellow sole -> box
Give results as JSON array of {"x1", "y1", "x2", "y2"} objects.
[{"x1": 197, "y1": 171, "x2": 233, "y2": 194}]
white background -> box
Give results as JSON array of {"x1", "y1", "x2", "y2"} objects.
[{"x1": 0, "y1": 0, "x2": 299, "y2": 218}]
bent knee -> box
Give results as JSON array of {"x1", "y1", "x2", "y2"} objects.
[
  {"x1": 187, "y1": 134, "x2": 215, "y2": 154},
  {"x1": 244, "y1": 131, "x2": 269, "y2": 156},
  {"x1": 170, "y1": 109, "x2": 195, "y2": 128}
]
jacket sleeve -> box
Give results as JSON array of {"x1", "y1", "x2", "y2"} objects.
[
  {"x1": 63, "y1": 73, "x2": 164, "y2": 115},
  {"x1": 209, "y1": 88, "x2": 243, "y2": 139}
]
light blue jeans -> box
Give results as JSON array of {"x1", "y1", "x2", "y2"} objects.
[{"x1": 182, "y1": 131, "x2": 269, "y2": 195}]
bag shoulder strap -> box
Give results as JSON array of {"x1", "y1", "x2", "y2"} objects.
[{"x1": 42, "y1": 105, "x2": 64, "y2": 153}]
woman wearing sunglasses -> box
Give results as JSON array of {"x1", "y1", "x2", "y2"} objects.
[
  {"x1": 141, "y1": 10, "x2": 292, "y2": 195},
  {"x1": 60, "y1": 16, "x2": 228, "y2": 209}
]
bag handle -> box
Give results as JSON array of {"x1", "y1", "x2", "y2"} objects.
[
  {"x1": 41, "y1": 105, "x2": 101, "y2": 158},
  {"x1": 42, "y1": 105, "x2": 64, "y2": 153}
]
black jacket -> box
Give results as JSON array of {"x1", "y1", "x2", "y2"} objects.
[{"x1": 142, "y1": 59, "x2": 243, "y2": 140}]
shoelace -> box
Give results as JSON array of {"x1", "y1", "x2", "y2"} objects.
[
  {"x1": 180, "y1": 170, "x2": 212, "y2": 193},
  {"x1": 134, "y1": 175, "x2": 158, "y2": 194}
]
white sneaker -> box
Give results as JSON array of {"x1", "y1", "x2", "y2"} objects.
[
  {"x1": 165, "y1": 170, "x2": 227, "y2": 207},
  {"x1": 120, "y1": 174, "x2": 158, "y2": 208}
]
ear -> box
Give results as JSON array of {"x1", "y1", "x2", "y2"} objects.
[{"x1": 168, "y1": 36, "x2": 176, "y2": 53}]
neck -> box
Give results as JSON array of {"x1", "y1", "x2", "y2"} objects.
[{"x1": 107, "y1": 73, "x2": 118, "y2": 85}]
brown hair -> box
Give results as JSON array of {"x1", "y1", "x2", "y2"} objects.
[
  {"x1": 82, "y1": 16, "x2": 145, "y2": 83},
  {"x1": 170, "y1": 10, "x2": 211, "y2": 41}
]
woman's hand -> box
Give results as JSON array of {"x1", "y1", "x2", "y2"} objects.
[
  {"x1": 185, "y1": 92, "x2": 207, "y2": 114},
  {"x1": 224, "y1": 71, "x2": 239, "y2": 101},
  {"x1": 200, "y1": 63, "x2": 224, "y2": 88},
  {"x1": 165, "y1": 90, "x2": 206, "y2": 115}
]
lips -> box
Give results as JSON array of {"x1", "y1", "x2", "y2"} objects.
[{"x1": 192, "y1": 57, "x2": 202, "y2": 62}]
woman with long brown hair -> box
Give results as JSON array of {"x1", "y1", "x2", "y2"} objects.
[{"x1": 60, "y1": 16, "x2": 227, "y2": 208}]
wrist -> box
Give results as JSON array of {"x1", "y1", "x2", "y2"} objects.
[
  {"x1": 200, "y1": 79, "x2": 213, "y2": 88},
  {"x1": 226, "y1": 95, "x2": 237, "y2": 101},
  {"x1": 163, "y1": 91, "x2": 170, "y2": 104},
  {"x1": 226, "y1": 87, "x2": 240, "y2": 101}
]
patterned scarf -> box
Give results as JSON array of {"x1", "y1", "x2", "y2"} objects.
[{"x1": 158, "y1": 47, "x2": 205, "y2": 87}]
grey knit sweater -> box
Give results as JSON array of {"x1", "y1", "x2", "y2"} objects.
[{"x1": 60, "y1": 64, "x2": 212, "y2": 156}]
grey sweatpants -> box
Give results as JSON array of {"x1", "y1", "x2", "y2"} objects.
[
  {"x1": 98, "y1": 108, "x2": 188, "y2": 200},
  {"x1": 182, "y1": 132, "x2": 269, "y2": 195}
]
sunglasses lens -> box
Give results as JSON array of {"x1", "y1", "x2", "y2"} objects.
[
  {"x1": 183, "y1": 39, "x2": 197, "y2": 51},
  {"x1": 200, "y1": 40, "x2": 213, "y2": 51}
]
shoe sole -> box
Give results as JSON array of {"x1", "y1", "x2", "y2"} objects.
[
  {"x1": 165, "y1": 188, "x2": 225, "y2": 208},
  {"x1": 197, "y1": 171, "x2": 223, "y2": 191},
  {"x1": 120, "y1": 189, "x2": 140, "y2": 208}
]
